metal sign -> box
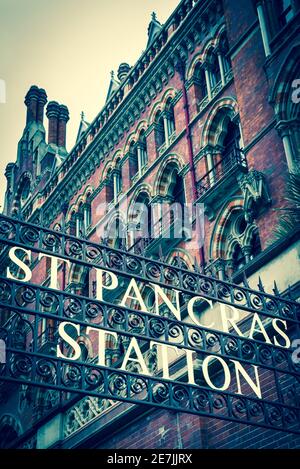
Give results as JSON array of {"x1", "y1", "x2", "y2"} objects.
[{"x1": 0, "y1": 214, "x2": 299, "y2": 435}]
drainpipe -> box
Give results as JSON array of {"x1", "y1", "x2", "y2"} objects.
[
  {"x1": 62, "y1": 203, "x2": 69, "y2": 291},
  {"x1": 176, "y1": 59, "x2": 205, "y2": 269}
]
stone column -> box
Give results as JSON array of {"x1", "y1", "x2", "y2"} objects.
[
  {"x1": 205, "y1": 151, "x2": 215, "y2": 186},
  {"x1": 162, "y1": 112, "x2": 170, "y2": 147},
  {"x1": 113, "y1": 171, "x2": 118, "y2": 204},
  {"x1": 204, "y1": 66, "x2": 212, "y2": 100},
  {"x1": 217, "y1": 51, "x2": 226, "y2": 86},
  {"x1": 83, "y1": 205, "x2": 90, "y2": 231},
  {"x1": 256, "y1": 1, "x2": 271, "y2": 57},
  {"x1": 137, "y1": 143, "x2": 143, "y2": 177},
  {"x1": 276, "y1": 122, "x2": 295, "y2": 172}
]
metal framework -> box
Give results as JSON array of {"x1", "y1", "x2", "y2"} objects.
[{"x1": 0, "y1": 214, "x2": 299, "y2": 435}]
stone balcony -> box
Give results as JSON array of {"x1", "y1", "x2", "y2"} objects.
[{"x1": 195, "y1": 147, "x2": 248, "y2": 219}]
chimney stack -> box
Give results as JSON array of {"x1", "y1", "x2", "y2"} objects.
[
  {"x1": 24, "y1": 85, "x2": 40, "y2": 124},
  {"x1": 117, "y1": 63, "x2": 131, "y2": 81},
  {"x1": 37, "y1": 88, "x2": 47, "y2": 124},
  {"x1": 46, "y1": 101, "x2": 60, "y2": 145},
  {"x1": 57, "y1": 104, "x2": 69, "y2": 148}
]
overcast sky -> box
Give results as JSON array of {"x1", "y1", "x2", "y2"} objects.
[{"x1": 0, "y1": 0, "x2": 179, "y2": 210}]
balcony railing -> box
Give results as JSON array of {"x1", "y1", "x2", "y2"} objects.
[
  {"x1": 196, "y1": 147, "x2": 247, "y2": 198},
  {"x1": 128, "y1": 206, "x2": 185, "y2": 255}
]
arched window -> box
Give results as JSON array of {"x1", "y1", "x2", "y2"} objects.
[
  {"x1": 83, "y1": 194, "x2": 92, "y2": 232},
  {"x1": 69, "y1": 211, "x2": 76, "y2": 236},
  {"x1": 219, "y1": 33, "x2": 232, "y2": 75},
  {"x1": 129, "y1": 192, "x2": 152, "y2": 254},
  {"x1": 214, "y1": 208, "x2": 262, "y2": 277},
  {"x1": 129, "y1": 141, "x2": 138, "y2": 178},
  {"x1": 222, "y1": 120, "x2": 243, "y2": 163},
  {"x1": 209, "y1": 51, "x2": 221, "y2": 88},
  {"x1": 106, "y1": 168, "x2": 114, "y2": 205},
  {"x1": 165, "y1": 98, "x2": 176, "y2": 138},
  {"x1": 20, "y1": 178, "x2": 31, "y2": 207},
  {"x1": 114, "y1": 158, "x2": 122, "y2": 197},
  {"x1": 77, "y1": 202, "x2": 84, "y2": 237},
  {"x1": 194, "y1": 63, "x2": 208, "y2": 103},
  {"x1": 138, "y1": 129, "x2": 148, "y2": 169},
  {"x1": 155, "y1": 111, "x2": 165, "y2": 149}
]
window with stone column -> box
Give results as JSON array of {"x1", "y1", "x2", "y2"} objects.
[
  {"x1": 256, "y1": 0, "x2": 299, "y2": 56},
  {"x1": 154, "y1": 110, "x2": 166, "y2": 150},
  {"x1": 212, "y1": 208, "x2": 262, "y2": 278},
  {"x1": 129, "y1": 140, "x2": 139, "y2": 179},
  {"x1": 208, "y1": 50, "x2": 222, "y2": 90},
  {"x1": 193, "y1": 62, "x2": 208, "y2": 104},
  {"x1": 138, "y1": 129, "x2": 148, "y2": 170},
  {"x1": 165, "y1": 97, "x2": 176, "y2": 141},
  {"x1": 105, "y1": 168, "x2": 114, "y2": 205},
  {"x1": 271, "y1": 45, "x2": 300, "y2": 172},
  {"x1": 219, "y1": 32, "x2": 232, "y2": 77}
]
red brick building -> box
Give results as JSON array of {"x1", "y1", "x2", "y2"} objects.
[{"x1": 0, "y1": 0, "x2": 300, "y2": 449}]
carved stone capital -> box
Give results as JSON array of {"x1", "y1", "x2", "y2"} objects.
[{"x1": 239, "y1": 170, "x2": 271, "y2": 222}]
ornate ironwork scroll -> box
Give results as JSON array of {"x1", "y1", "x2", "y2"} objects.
[{"x1": 0, "y1": 214, "x2": 299, "y2": 435}]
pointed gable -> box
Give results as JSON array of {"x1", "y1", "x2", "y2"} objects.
[
  {"x1": 147, "y1": 12, "x2": 162, "y2": 48},
  {"x1": 76, "y1": 112, "x2": 90, "y2": 143},
  {"x1": 106, "y1": 71, "x2": 120, "y2": 103}
]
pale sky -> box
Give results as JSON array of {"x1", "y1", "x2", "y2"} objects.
[{"x1": 0, "y1": 0, "x2": 179, "y2": 210}]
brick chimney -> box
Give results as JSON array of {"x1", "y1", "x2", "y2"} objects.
[
  {"x1": 57, "y1": 104, "x2": 69, "y2": 148},
  {"x1": 24, "y1": 85, "x2": 40, "y2": 124},
  {"x1": 37, "y1": 88, "x2": 47, "y2": 124},
  {"x1": 46, "y1": 101, "x2": 60, "y2": 145}
]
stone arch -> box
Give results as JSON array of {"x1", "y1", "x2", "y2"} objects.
[
  {"x1": 148, "y1": 101, "x2": 164, "y2": 126},
  {"x1": 105, "y1": 211, "x2": 127, "y2": 248},
  {"x1": 201, "y1": 97, "x2": 239, "y2": 147},
  {"x1": 270, "y1": 43, "x2": 300, "y2": 120},
  {"x1": 112, "y1": 149, "x2": 123, "y2": 166},
  {"x1": 243, "y1": 222, "x2": 260, "y2": 249},
  {"x1": 129, "y1": 183, "x2": 153, "y2": 207},
  {"x1": 148, "y1": 88, "x2": 177, "y2": 125},
  {"x1": 101, "y1": 159, "x2": 114, "y2": 183},
  {"x1": 160, "y1": 88, "x2": 177, "y2": 107},
  {"x1": 166, "y1": 248, "x2": 194, "y2": 270},
  {"x1": 66, "y1": 205, "x2": 77, "y2": 223},
  {"x1": 210, "y1": 197, "x2": 244, "y2": 259},
  {"x1": 12, "y1": 171, "x2": 33, "y2": 214},
  {"x1": 123, "y1": 131, "x2": 137, "y2": 154},
  {"x1": 202, "y1": 37, "x2": 217, "y2": 64},
  {"x1": 214, "y1": 23, "x2": 227, "y2": 49},
  {"x1": 136, "y1": 120, "x2": 148, "y2": 138},
  {"x1": 186, "y1": 52, "x2": 205, "y2": 81},
  {"x1": 153, "y1": 154, "x2": 185, "y2": 197}
]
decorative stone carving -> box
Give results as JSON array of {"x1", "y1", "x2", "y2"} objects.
[{"x1": 238, "y1": 170, "x2": 271, "y2": 222}]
